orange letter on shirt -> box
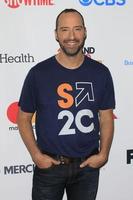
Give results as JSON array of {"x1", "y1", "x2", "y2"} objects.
[{"x1": 57, "y1": 83, "x2": 74, "y2": 109}]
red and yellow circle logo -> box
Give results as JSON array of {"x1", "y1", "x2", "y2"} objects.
[{"x1": 7, "y1": 102, "x2": 35, "y2": 124}]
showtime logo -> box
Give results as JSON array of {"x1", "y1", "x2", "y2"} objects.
[{"x1": 4, "y1": 0, "x2": 54, "y2": 9}]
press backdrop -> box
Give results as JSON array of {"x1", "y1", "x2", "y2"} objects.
[{"x1": 1, "y1": 0, "x2": 133, "y2": 199}]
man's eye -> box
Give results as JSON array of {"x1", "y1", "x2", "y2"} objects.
[
  {"x1": 62, "y1": 29, "x2": 68, "y2": 32},
  {"x1": 75, "y1": 28, "x2": 81, "y2": 31}
]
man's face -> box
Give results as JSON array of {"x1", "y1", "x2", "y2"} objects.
[{"x1": 55, "y1": 12, "x2": 87, "y2": 57}]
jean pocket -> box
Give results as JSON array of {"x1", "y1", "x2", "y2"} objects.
[
  {"x1": 85, "y1": 165, "x2": 100, "y2": 171},
  {"x1": 36, "y1": 164, "x2": 54, "y2": 172}
]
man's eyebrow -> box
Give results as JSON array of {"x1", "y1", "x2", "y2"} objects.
[
  {"x1": 60, "y1": 27, "x2": 69, "y2": 29},
  {"x1": 59, "y1": 25, "x2": 83, "y2": 29},
  {"x1": 74, "y1": 25, "x2": 83, "y2": 28}
]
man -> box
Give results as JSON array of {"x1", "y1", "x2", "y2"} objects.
[{"x1": 17, "y1": 8, "x2": 115, "y2": 200}]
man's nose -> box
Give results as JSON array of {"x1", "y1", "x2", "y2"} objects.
[{"x1": 68, "y1": 30, "x2": 75, "y2": 39}]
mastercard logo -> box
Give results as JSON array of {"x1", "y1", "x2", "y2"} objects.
[{"x1": 7, "y1": 102, "x2": 36, "y2": 124}]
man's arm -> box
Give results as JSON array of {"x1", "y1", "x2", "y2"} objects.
[
  {"x1": 80, "y1": 109, "x2": 114, "y2": 168},
  {"x1": 17, "y1": 107, "x2": 60, "y2": 168},
  {"x1": 99, "y1": 109, "x2": 114, "y2": 160}
]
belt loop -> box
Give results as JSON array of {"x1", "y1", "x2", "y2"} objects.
[{"x1": 60, "y1": 156, "x2": 65, "y2": 164}]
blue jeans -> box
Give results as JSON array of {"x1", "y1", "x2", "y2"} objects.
[{"x1": 32, "y1": 161, "x2": 99, "y2": 200}]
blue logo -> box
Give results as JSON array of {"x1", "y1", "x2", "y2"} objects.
[
  {"x1": 124, "y1": 59, "x2": 133, "y2": 66},
  {"x1": 79, "y1": 0, "x2": 93, "y2": 6},
  {"x1": 79, "y1": 0, "x2": 126, "y2": 6}
]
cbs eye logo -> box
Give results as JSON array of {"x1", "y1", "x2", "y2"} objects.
[
  {"x1": 79, "y1": 0, "x2": 92, "y2": 6},
  {"x1": 7, "y1": 102, "x2": 35, "y2": 124}
]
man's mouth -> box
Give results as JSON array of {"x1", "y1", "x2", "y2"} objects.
[{"x1": 64, "y1": 40, "x2": 79, "y2": 47}]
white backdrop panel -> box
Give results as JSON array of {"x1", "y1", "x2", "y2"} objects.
[{"x1": 0, "y1": 0, "x2": 133, "y2": 199}]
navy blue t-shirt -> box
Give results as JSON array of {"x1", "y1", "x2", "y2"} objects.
[{"x1": 19, "y1": 56, "x2": 115, "y2": 157}]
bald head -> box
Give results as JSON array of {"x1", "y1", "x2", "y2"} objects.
[{"x1": 55, "y1": 8, "x2": 85, "y2": 31}]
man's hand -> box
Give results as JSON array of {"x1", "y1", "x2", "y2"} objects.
[
  {"x1": 80, "y1": 153, "x2": 108, "y2": 168},
  {"x1": 33, "y1": 152, "x2": 60, "y2": 169}
]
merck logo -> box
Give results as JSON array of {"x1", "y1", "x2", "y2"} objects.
[{"x1": 4, "y1": 0, "x2": 54, "y2": 8}]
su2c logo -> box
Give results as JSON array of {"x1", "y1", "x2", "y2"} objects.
[
  {"x1": 57, "y1": 82, "x2": 95, "y2": 136},
  {"x1": 79, "y1": 0, "x2": 126, "y2": 6}
]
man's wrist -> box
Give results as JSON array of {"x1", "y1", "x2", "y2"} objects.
[
  {"x1": 31, "y1": 149, "x2": 42, "y2": 161},
  {"x1": 98, "y1": 151, "x2": 109, "y2": 162}
]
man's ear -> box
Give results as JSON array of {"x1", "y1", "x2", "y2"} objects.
[
  {"x1": 84, "y1": 27, "x2": 87, "y2": 39},
  {"x1": 55, "y1": 30, "x2": 59, "y2": 42}
]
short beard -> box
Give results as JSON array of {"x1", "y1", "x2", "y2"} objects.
[{"x1": 57, "y1": 36, "x2": 86, "y2": 57}]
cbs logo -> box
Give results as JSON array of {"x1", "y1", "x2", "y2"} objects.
[{"x1": 79, "y1": 0, "x2": 126, "y2": 6}]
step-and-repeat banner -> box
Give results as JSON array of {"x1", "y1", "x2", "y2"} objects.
[{"x1": 0, "y1": 0, "x2": 133, "y2": 199}]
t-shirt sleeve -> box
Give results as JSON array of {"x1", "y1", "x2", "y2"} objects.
[
  {"x1": 99, "y1": 68, "x2": 116, "y2": 110},
  {"x1": 18, "y1": 68, "x2": 37, "y2": 113}
]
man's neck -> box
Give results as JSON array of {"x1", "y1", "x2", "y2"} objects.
[{"x1": 55, "y1": 51, "x2": 85, "y2": 69}]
